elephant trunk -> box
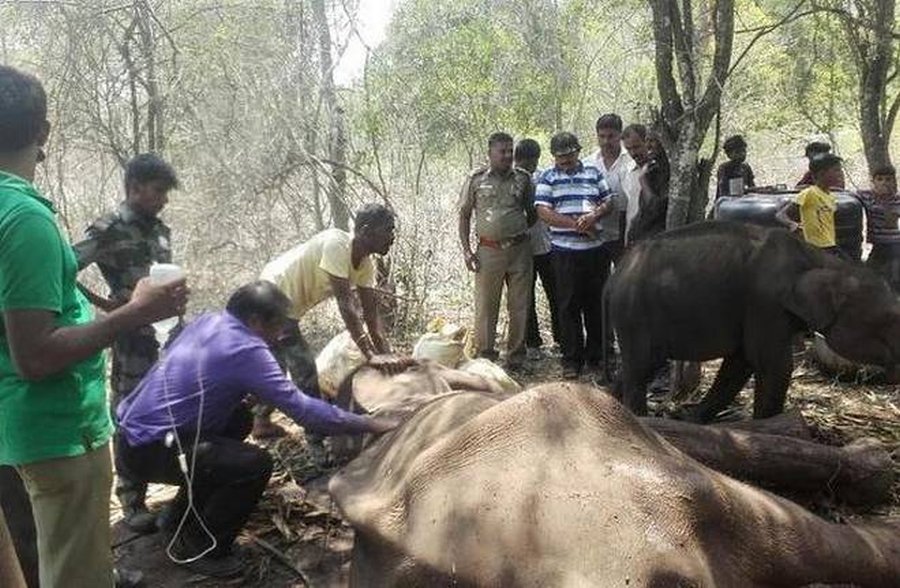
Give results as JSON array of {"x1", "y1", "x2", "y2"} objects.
[{"x1": 719, "y1": 477, "x2": 900, "y2": 587}]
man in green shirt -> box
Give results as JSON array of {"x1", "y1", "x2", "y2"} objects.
[{"x1": 0, "y1": 66, "x2": 187, "y2": 588}]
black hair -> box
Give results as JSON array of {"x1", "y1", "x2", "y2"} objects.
[
  {"x1": 809, "y1": 153, "x2": 842, "y2": 175},
  {"x1": 488, "y1": 132, "x2": 514, "y2": 149},
  {"x1": 804, "y1": 141, "x2": 831, "y2": 158},
  {"x1": 226, "y1": 281, "x2": 291, "y2": 325},
  {"x1": 355, "y1": 202, "x2": 395, "y2": 232},
  {"x1": 723, "y1": 135, "x2": 746, "y2": 153},
  {"x1": 595, "y1": 113, "x2": 623, "y2": 133},
  {"x1": 514, "y1": 138, "x2": 541, "y2": 162},
  {"x1": 622, "y1": 124, "x2": 648, "y2": 141},
  {"x1": 871, "y1": 164, "x2": 896, "y2": 178},
  {"x1": 0, "y1": 66, "x2": 47, "y2": 153},
  {"x1": 125, "y1": 153, "x2": 179, "y2": 192}
]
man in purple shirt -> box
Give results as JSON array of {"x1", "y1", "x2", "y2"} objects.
[{"x1": 115, "y1": 281, "x2": 395, "y2": 578}]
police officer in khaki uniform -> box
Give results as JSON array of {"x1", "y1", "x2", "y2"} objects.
[
  {"x1": 73, "y1": 153, "x2": 178, "y2": 535},
  {"x1": 458, "y1": 132, "x2": 535, "y2": 370}
]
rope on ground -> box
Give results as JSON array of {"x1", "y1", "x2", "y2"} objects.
[{"x1": 249, "y1": 536, "x2": 311, "y2": 587}]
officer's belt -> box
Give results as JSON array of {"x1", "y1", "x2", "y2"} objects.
[{"x1": 478, "y1": 233, "x2": 529, "y2": 250}]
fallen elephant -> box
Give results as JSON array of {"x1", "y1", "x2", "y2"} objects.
[
  {"x1": 330, "y1": 378, "x2": 899, "y2": 587},
  {"x1": 335, "y1": 364, "x2": 895, "y2": 505}
]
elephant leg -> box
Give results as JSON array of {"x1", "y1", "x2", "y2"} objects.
[
  {"x1": 688, "y1": 355, "x2": 752, "y2": 423},
  {"x1": 750, "y1": 346, "x2": 793, "y2": 419},
  {"x1": 619, "y1": 346, "x2": 664, "y2": 416}
]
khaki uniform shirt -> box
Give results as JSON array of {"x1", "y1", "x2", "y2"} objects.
[{"x1": 459, "y1": 166, "x2": 535, "y2": 241}]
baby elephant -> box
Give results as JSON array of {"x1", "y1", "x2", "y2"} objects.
[{"x1": 606, "y1": 221, "x2": 900, "y2": 421}]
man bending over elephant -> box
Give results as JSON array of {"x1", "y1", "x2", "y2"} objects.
[
  {"x1": 115, "y1": 281, "x2": 396, "y2": 579},
  {"x1": 253, "y1": 203, "x2": 405, "y2": 442}
]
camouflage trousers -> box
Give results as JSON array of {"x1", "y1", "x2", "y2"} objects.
[
  {"x1": 111, "y1": 327, "x2": 160, "y2": 510},
  {"x1": 253, "y1": 322, "x2": 321, "y2": 418}
]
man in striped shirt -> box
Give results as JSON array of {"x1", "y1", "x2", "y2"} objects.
[
  {"x1": 858, "y1": 165, "x2": 900, "y2": 292},
  {"x1": 535, "y1": 132, "x2": 614, "y2": 379}
]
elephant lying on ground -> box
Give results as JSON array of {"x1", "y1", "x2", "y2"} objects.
[
  {"x1": 606, "y1": 221, "x2": 900, "y2": 421},
  {"x1": 330, "y1": 381, "x2": 900, "y2": 587}
]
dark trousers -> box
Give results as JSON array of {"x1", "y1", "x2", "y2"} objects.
[
  {"x1": 553, "y1": 246, "x2": 611, "y2": 369},
  {"x1": 526, "y1": 252, "x2": 561, "y2": 348},
  {"x1": 115, "y1": 405, "x2": 273, "y2": 557}
]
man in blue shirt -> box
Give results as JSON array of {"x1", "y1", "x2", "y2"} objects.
[{"x1": 535, "y1": 132, "x2": 614, "y2": 379}]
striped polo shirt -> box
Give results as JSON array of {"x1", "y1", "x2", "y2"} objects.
[
  {"x1": 857, "y1": 190, "x2": 900, "y2": 245},
  {"x1": 534, "y1": 162, "x2": 611, "y2": 251}
]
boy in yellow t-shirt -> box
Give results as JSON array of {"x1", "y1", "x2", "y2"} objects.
[{"x1": 776, "y1": 153, "x2": 845, "y2": 258}]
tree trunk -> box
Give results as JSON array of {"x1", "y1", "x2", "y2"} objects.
[
  {"x1": 311, "y1": 0, "x2": 350, "y2": 230},
  {"x1": 136, "y1": 0, "x2": 164, "y2": 153},
  {"x1": 847, "y1": 0, "x2": 897, "y2": 173},
  {"x1": 644, "y1": 418, "x2": 894, "y2": 505},
  {"x1": 648, "y1": 0, "x2": 735, "y2": 229}
]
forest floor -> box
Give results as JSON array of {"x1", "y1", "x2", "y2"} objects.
[{"x1": 110, "y1": 343, "x2": 900, "y2": 587}]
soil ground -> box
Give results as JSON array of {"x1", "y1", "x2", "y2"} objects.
[{"x1": 111, "y1": 346, "x2": 900, "y2": 587}]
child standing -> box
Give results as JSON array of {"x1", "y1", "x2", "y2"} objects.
[
  {"x1": 857, "y1": 165, "x2": 900, "y2": 292},
  {"x1": 716, "y1": 134, "x2": 756, "y2": 198},
  {"x1": 776, "y1": 153, "x2": 845, "y2": 258}
]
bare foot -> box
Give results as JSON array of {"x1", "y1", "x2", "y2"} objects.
[{"x1": 252, "y1": 419, "x2": 287, "y2": 439}]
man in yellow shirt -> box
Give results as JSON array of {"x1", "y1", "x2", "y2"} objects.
[
  {"x1": 253, "y1": 203, "x2": 405, "y2": 439},
  {"x1": 776, "y1": 153, "x2": 845, "y2": 257}
]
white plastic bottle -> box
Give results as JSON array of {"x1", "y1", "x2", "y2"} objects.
[{"x1": 149, "y1": 263, "x2": 184, "y2": 345}]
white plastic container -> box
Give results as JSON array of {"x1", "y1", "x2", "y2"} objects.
[{"x1": 149, "y1": 263, "x2": 184, "y2": 345}]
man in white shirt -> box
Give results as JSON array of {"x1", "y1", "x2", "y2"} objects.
[{"x1": 584, "y1": 114, "x2": 633, "y2": 264}]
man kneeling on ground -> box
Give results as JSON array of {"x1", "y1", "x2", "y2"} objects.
[{"x1": 115, "y1": 281, "x2": 396, "y2": 578}]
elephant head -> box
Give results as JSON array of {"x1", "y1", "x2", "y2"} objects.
[{"x1": 786, "y1": 266, "x2": 900, "y2": 369}]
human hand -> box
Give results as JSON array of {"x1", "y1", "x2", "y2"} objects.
[
  {"x1": 128, "y1": 276, "x2": 189, "y2": 324},
  {"x1": 575, "y1": 212, "x2": 598, "y2": 233},
  {"x1": 367, "y1": 416, "x2": 400, "y2": 435},
  {"x1": 464, "y1": 251, "x2": 480, "y2": 272}
]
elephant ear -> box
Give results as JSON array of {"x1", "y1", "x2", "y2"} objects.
[{"x1": 783, "y1": 268, "x2": 850, "y2": 332}]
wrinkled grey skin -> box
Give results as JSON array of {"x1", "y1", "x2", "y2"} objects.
[
  {"x1": 606, "y1": 221, "x2": 900, "y2": 421},
  {"x1": 330, "y1": 382, "x2": 900, "y2": 587}
]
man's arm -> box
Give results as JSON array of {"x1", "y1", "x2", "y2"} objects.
[
  {"x1": 329, "y1": 274, "x2": 377, "y2": 359},
  {"x1": 574, "y1": 176, "x2": 613, "y2": 233},
  {"x1": 522, "y1": 180, "x2": 537, "y2": 227},
  {"x1": 537, "y1": 204, "x2": 578, "y2": 230},
  {"x1": 241, "y1": 343, "x2": 396, "y2": 435},
  {"x1": 358, "y1": 287, "x2": 391, "y2": 355},
  {"x1": 71, "y1": 223, "x2": 120, "y2": 311},
  {"x1": 457, "y1": 177, "x2": 478, "y2": 272},
  {"x1": 627, "y1": 172, "x2": 668, "y2": 242},
  {"x1": 4, "y1": 278, "x2": 186, "y2": 381},
  {"x1": 775, "y1": 200, "x2": 801, "y2": 232},
  {"x1": 77, "y1": 283, "x2": 119, "y2": 313}
]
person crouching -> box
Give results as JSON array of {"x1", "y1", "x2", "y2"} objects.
[{"x1": 114, "y1": 281, "x2": 395, "y2": 579}]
